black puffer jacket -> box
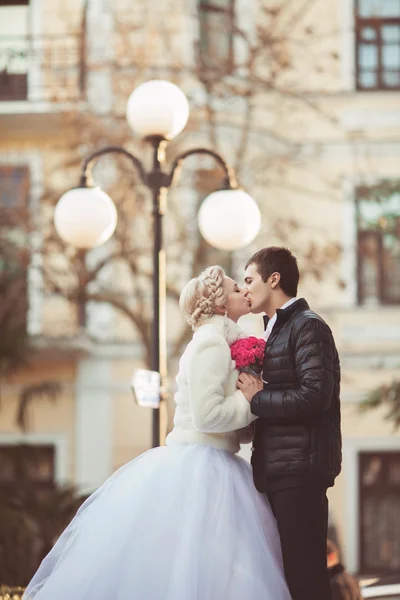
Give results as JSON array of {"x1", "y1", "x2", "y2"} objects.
[{"x1": 250, "y1": 299, "x2": 342, "y2": 492}]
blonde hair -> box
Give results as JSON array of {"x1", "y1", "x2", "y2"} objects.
[{"x1": 179, "y1": 266, "x2": 227, "y2": 330}]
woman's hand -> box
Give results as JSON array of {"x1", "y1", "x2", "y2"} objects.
[{"x1": 237, "y1": 373, "x2": 263, "y2": 402}]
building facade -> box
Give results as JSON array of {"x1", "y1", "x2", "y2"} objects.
[{"x1": 0, "y1": 0, "x2": 399, "y2": 577}]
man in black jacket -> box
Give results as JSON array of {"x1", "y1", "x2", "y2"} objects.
[{"x1": 238, "y1": 247, "x2": 342, "y2": 600}]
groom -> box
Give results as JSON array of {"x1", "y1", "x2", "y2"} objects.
[{"x1": 238, "y1": 247, "x2": 342, "y2": 600}]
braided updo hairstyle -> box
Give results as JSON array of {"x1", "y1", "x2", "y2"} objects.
[{"x1": 179, "y1": 266, "x2": 227, "y2": 330}]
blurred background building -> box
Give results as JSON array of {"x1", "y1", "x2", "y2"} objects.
[{"x1": 0, "y1": 0, "x2": 399, "y2": 585}]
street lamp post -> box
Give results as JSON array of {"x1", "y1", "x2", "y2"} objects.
[{"x1": 54, "y1": 80, "x2": 261, "y2": 448}]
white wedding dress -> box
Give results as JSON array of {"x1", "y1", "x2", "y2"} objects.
[{"x1": 24, "y1": 316, "x2": 291, "y2": 600}]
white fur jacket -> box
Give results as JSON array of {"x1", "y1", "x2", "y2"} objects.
[{"x1": 166, "y1": 314, "x2": 257, "y2": 454}]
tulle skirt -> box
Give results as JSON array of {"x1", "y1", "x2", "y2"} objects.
[{"x1": 24, "y1": 444, "x2": 291, "y2": 599}]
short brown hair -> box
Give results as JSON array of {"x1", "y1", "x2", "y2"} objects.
[{"x1": 246, "y1": 247, "x2": 299, "y2": 297}]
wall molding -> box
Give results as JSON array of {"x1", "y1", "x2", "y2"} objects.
[
  {"x1": 340, "y1": 0, "x2": 356, "y2": 92},
  {"x1": 75, "y1": 358, "x2": 113, "y2": 494}
]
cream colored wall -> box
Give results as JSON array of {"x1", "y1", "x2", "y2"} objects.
[
  {"x1": 1, "y1": 0, "x2": 399, "y2": 573},
  {"x1": 40, "y1": 0, "x2": 83, "y2": 102},
  {"x1": 111, "y1": 359, "x2": 153, "y2": 469}
]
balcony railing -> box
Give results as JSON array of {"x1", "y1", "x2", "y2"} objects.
[{"x1": 0, "y1": 34, "x2": 85, "y2": 103}]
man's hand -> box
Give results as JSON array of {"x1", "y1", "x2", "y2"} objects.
[{"x1": 237, "y1": 373, "x2": 263, "y2": 402}]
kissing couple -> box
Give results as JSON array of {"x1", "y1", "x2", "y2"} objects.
[{"x1": 24, "y1": 246, "x2": 342, "y2": 600}]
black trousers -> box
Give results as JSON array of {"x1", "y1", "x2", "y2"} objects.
[{"x1": 266, "y1": 484, "x2": 332, "y2": 600}]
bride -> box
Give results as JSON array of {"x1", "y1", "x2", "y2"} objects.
[{"x1": 24, "y1": 266, "x2": 291, "y2": 600}]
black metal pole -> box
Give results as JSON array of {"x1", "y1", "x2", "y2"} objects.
[
  {"x1": 149, "y1": 139, "x2": 167, "y2": 448},
  {"x1": 151, "y1": 183, "x2": 162, "y2": 448},
  {"x1": 79, "y1": 142, "x2": 237, "y2": 449}
]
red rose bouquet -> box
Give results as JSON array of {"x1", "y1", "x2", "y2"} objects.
[{"x1": 230, "y1": 336, "x2": 266, "y2": 376}]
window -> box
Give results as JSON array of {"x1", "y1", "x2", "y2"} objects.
[
  {"x1": 356, "y1": 182, "x2": 400, "y2": 305},
  {"x1": 359, "y1": 452, "x2": 400, "y2": 574},
  {"x1": 355, "y1": 0, "x2": 400, "y2": 90},
  {"x1": 0, "y1": 165, "x2": 30, "y2": 331},
  {"x1": 0, "y1": 164, "x2": 30, "y2": 208},
  {"x1": 0, "y1": 0, "x2": 30, "y2": 101},
  {"x1": 198, "y1": 0, "x2": 235, "y2": 74}
]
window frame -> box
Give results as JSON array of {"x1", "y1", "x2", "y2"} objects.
[
  {"x1": 355, "y1": 0, "x2": 400, "y2": 91},
  {"x1": 356, "y1": 185, "x2": 400, "y2": 306},
  {"x1": 359, "y1": 451, "x2": 400, "y2": 575},
  {"x1": 198, "y1": 0, "x2": 236, "y2": 74}
]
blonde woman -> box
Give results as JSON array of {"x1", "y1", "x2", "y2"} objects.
[{"x1": 24, "y1": 266, "x2": 291, "y2": 600}]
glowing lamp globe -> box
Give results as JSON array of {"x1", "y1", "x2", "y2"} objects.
[
  {"x1": 198, "y1": 189, "x2": 261, "y2": 251},
  {"x1": 54, "y1": 187, "x2": 117, "y2": 248},
  {"x1": 126, "y1": 80, "x2": 189, "y2": 140}
]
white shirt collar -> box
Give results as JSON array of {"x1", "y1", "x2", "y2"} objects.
[{"x1": 265, "y1": 297, "x2": 298, "y2": 337}]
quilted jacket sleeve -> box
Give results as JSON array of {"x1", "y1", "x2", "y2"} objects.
[
  {"x1": 250, "y1": 318, "x2": 335, "y2": 423},
  {"x1": 187, "y1": 334, "x2": 256, "y2": 433}
]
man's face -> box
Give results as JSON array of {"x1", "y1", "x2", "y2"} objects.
[{"x1": 243, "y1": 263, "x2": 271, "y2": 314}]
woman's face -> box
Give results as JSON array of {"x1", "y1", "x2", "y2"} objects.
[{"x1": 221, "y1": 277, "x2": 251, "y2": 322}]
